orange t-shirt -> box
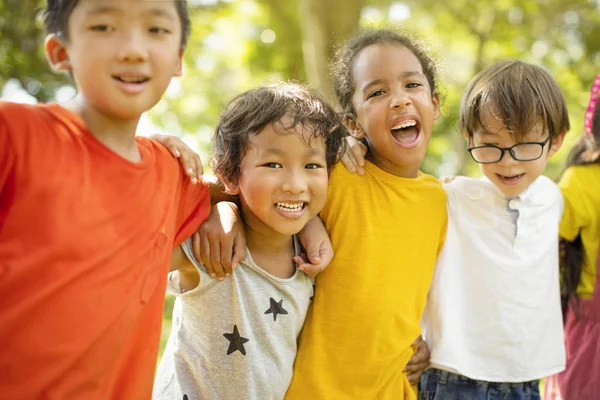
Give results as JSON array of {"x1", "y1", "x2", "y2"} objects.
[{"x1": 0, "y1": 102, "x2": 210, "y2": 399}]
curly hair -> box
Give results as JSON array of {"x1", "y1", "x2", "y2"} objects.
[
  {"x1": 330, "y1": 28, "x2": 439, "y2": 115},
  {"x1": 212, "y1": 82, "x2": 347, "y2": 186},
  {"x1": 43, "y1": 0, "x2": 191, "y2": 48}
]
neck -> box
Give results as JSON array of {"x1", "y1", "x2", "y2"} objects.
[
  {"x1": 366, "y1": 153, "x2": 420, "y2": 178},
  {"x1": 244, "y1": 225, "x2": 295, "y2": 279},
  {"x1": 64, "y1": 96, "x2": 142, "y2": 162}
]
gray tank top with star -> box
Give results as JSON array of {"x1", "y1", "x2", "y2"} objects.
[{"x1": 153, "y1": 237, "x2": 314, "y2": 400}]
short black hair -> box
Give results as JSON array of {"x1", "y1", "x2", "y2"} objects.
[
  {"x1": 43, "y1": 0, "x2": 191, "y2": 48},
  {"x1": 331, "y1": 28, "x2": 439, "y2": 115},
  {"x1": 213, "y1": 82, "x2": 347, "y2": 185}
]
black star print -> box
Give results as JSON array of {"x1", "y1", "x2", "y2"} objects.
[
  {"x1": 264, "y1": 297, "x2": 288, "y2": 321},
  {"x1": 223, "y1": 325, "x2": 249, "y2": 356},
  {"x1": 183, "y1": 396, "x2": 188, "y2": 400}
]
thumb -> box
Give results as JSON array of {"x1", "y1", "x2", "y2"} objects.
[{"x1": 231, "y1": 234, "x2": 247, "y2": 269}]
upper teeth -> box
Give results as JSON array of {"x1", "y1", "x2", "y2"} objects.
[
  {"x1": 276, "y1": 202, "x2": 304, "y2": 211},
  {"x1": 392, "y1": 120, "x2": 417, "y2": 130},
  {"x1": 119, "y1": 77, "x2": 145, "y2": 83}
]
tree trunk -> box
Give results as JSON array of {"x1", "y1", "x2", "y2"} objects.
[{"x1": 297, "y1": 0, "x2": 364, "y2": 103}]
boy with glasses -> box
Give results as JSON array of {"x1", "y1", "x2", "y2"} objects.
[{"x1": 418, "y1": 60, "x2": 569, "y2": 399}]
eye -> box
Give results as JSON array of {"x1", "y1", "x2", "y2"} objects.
[
  {"x1": 406, "y1": 82, "x2": 423, "y2": 89},
  {"x1": 263, "y1": 162, "x2": 282, "y2": 169},
  {"x1": 305, "y1": 163, "x2": 324, "y2": 170},
  {"x1": 149, "y1": 27, "x2": 171, "y2": 34},
  {"x1": 367, "y1": 89, "x2": 385, "y2": 99},
  {"x1": 90, "y1": 25, "x2": 112, "y2": 32}
]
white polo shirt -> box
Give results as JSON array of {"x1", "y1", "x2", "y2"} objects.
[{"x1": 422, "y1": 176, "x2": 566, "y2": 382}]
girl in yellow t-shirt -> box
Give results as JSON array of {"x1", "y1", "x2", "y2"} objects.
[{"x1": 544, "y1": 75, "x2": 600, "y2": 400}]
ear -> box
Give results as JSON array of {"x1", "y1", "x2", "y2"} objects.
[
  {"x1": 547, "y1": 130, "x2": 566, "y2": 157},
  {"x1": 432, "y1": 93, "x2": 441, "y2": 121},
  {"x1": 173, "y1": 49, "x2": 184, "y2": 77},
  {"x1": 343, "y1": 114, "x2": 365, "y2": 140},
  {"x1": 222, "y1": 179, "x2": 240, "y2": 195},
  {"x1": 45, "y1": 34, "x2": 72, "y2": 72}
]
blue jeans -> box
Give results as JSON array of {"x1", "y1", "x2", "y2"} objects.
[{"x1": 419, "y1": 368, "x2": 540, "y2": 400}]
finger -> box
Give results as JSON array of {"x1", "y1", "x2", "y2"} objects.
[
  {"x1": 220, "y1": 235, "x2": 234, "y2": 277},
  {"x1": 193, "y1": 153, "x2": 204, "y2": 179},
  {"x1": 199, "y1": 233, "x2": 215, "y2": 278},
  {"x1": 317, "y1": 244, "x2": 333, "y2": 267},
  {"x1": 407, "y1": 370, "x2": 423, "y2": 386},
  {"x1": 340, "y1": 150, "x2": 357, "y2": 173},
  {"x1": 169, "y1": 143, "x2": 181, "y2": 158},
  {"x1": 191, "y1": 231, "x2": 202, "y2": 261},
  {"x1": 404, "y1": 360, "x2": 429, "y2": 372},
  {"x1": 231, "y1": 234, "x2": 247, "y2": 270},
  {"x1": 350, "y1": 140, "x2": 366, "y2": 167},
  {"x1": 209, "y1": 237, "x2": 226, "y2": 280}
]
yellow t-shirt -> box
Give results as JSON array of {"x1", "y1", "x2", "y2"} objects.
[
  {"x1": 286, "y1": 161, "x2": 447, "y2": 400},
  {"x1": 559, "y1": 164, "x2": 600, "y2": 298}
]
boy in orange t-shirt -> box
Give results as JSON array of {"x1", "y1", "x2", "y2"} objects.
[{"x1": 0, "y1": 1, "x2": 210, "y2": 399}]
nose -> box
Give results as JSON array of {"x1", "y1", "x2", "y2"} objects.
[
  {"x1": 281, "y1": 169, "x2": 307, "y2": 194},
  {"x1": 117, "y1": 30, "x2": 148, "y2": 63},
  {"x1": 498, "y1": 149, "x2": 519, "y2": 166},
  {"x1": 390, "y1": 88, "x2": 411, "y2": 110}
]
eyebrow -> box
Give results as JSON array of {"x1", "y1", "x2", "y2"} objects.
[
  {"x1": 86, "y1": 5, "x2": 176, "y2": 20},
  {"x1": 361, "y1": 71, "x2": 426, "y2": 93},
  {"x1": 261, "y1": 147, "x2": 324, "y2": 157}
]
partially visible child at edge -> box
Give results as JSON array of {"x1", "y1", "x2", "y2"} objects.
[
  {"x1": 344, "y1": 60, "x2": 569, "y2": 399},
  {"x1": 153, "y1": 83, "x2": 346, "y2": 399},
  {"x1": 198, "y1": 29, "x2": 448, "y2": 398},
  {"x1": 0, "y1": 1, "x2": 211, "y2": 399},
  {"x1": 545, "y1": 75, "x2": 600, "y2": 400}
]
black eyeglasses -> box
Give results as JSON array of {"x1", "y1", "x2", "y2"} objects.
[{"x1": 467, "y1": 136, "x2": 551, "y2": 164}]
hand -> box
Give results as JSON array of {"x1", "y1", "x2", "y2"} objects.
[
  {"x1": 150, "y1": 133, "x2": 203, "y2": 184},
  {"x1": 404, "y1": 336, "x2": 430, "y2": 385},
  {"x1": 296, "y1": 217, "x2": 334, "y2": 277},
  {"x1": 438, "y1": 175, "x2": 456, "y2": 184},
  {"x1": 340, "y1": 136, "x2": 367, "y2": 175},
  {"x1": 192, "y1": 202, "x2": 246, "y2": 280}
]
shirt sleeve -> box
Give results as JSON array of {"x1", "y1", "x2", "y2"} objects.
[
  {"x1": 559, "y1": 167, "x2": 591, "y2": 241},
  {"x1": 437, "y1": 189, "x2": 449, "y2": 257},
  {"x1": 173, "y1": 177, "x2": 211, "y2": 248},
  {"x1": 0, "y1": 108, "x2": 16, "y2": 214}
]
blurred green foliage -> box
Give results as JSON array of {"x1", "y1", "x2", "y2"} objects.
[{"x1": 2, "y1": 0, "x2": 599, "y2": 179}]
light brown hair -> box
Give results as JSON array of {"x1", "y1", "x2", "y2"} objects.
[{"x1": 460, "y1": 60, "x2": 570, "y2": 142}]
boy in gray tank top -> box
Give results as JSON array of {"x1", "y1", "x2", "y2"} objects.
[{"x1": 153, "y1": 83, "x2": 346, "y2": 400}]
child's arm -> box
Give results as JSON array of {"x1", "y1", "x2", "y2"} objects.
[
  {"x1": 170, "y1": 243, "x2": 201, "y2": 292},
  {"x1": 191, "y1": 202, "x2": 247, "y2": 280},
  {"x1": 404, "y1": 335, "x2": 430, "y2": 385},
  {"x1": 194, "y1": 203, "x2": 334, "y2": 278},
  {"x1": 340, "y1": 136, "x2": 368, "y2": 175},
  {"x1": 295, "y1": 216, "x2": 334, "y2": 277}
]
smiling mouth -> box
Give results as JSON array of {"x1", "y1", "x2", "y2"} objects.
[
  {"x1": 496, "y1": 173, "x2": 525, "y2": 182},
  {"x1": 275, "y1": 202, "x2": 306, "y2": 212},
  {"x1": 391, "y1": 120, "x2": 420, "y2": 145},
  {"x1": 112, "y1": 76, "x2": 149, "y2": 84}
]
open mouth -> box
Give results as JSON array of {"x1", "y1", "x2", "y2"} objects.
[
  {"x1": 391, "y1": 120, "x2": 420, "y2": 146},
  {"x1": 112, "y1": 76, "x2": 150, "y2": 84},
  {"x1": 275, "y1": 202, "x2": 306, "y2": 213},
  {"x1": 496, "y1": 173, "x2": 525, "y2": 182}
]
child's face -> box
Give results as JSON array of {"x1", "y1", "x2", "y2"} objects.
[
  {"x1": 229, "y1": 118, "x2": 328, "y2": 238},
  {"x1": 468, "y1": 111, "x2": 564, "y2": 197},
  {"x1": 46, "y1": 0, "x2": 183, "y2": 120},
  {"x1": 348, "y1": 43, "x2": 440, "y2": 178}
]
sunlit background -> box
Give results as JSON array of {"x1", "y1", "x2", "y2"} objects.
[{"x1": 2, "y1": 0, "x2": 600, "y2": 364}]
